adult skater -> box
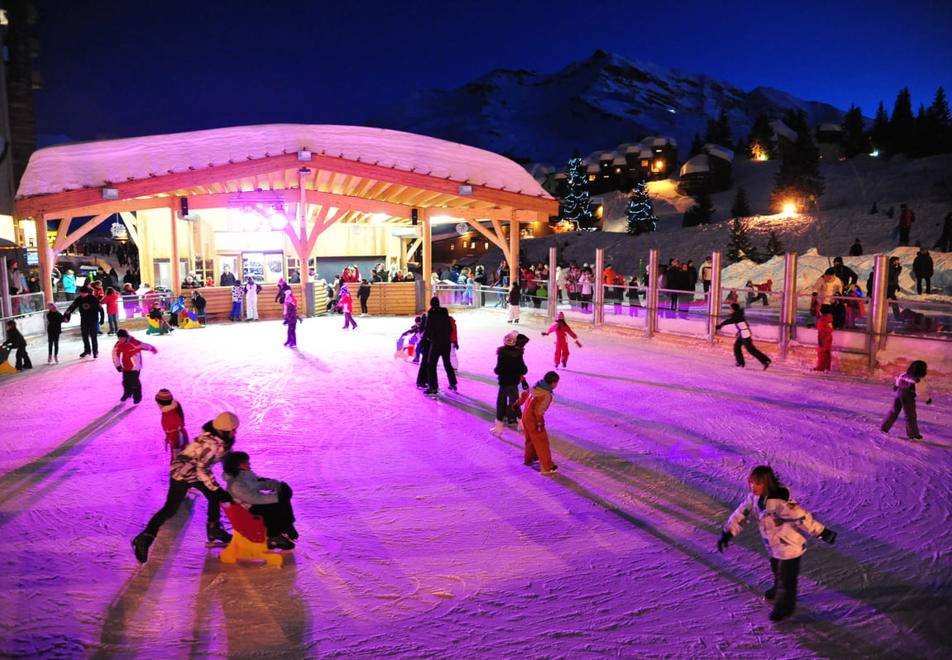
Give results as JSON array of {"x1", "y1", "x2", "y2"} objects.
[
  {"x1": 717, "y1": 465, "x2": 837, "y2": 622},
  {"x1": 522, "y1": 371, "x2": 560, "y2": 474},
  {"x1": 223, "y1": 451, "x2": 297, "y2": 550},
  {"x1": 881, "y1": 360, "x2": 931, "y2": 440},
  {"x1": 423, "y1": 296, "x2": 458, "y2": 395},
  {"x1": 112, "y1": 329, "x2": 158, "y2": 404},
  {"x1": 131, "y1": 412, "x2": 239, "y2": 563},
  {"x1": 541, "y1": 312, "x2": 582, "y2": 369},
  {"x1": 490, "y1": 331, "x2": 529, "y2": 437},
  {"x1": 66, "y1": 285, "x2": 103, "y2": 358},
  {"x1": 716, "y1": 303, "x2": 771, "y2": 369}
]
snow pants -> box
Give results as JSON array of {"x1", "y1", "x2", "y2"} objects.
[
  {"x1": 816, "y1": 333, "x2": 832, "y2": 371},
  {"x1": 523, "y1": 409, "x2": 555, "y2": 471},
  {"x1": 142, "y1": 478, "x2": 226, "y2": 537},
  {"x1": 120, "y1": 369, "x2": 143, "y2": 403},
  {"x1": 47, "y1": 330, "x2": 60, "y2": 360},
  {"x1": 554, "y1": 340, "x2": 570, "y2": 367},
  {"x1": 342, "y1": 311, "x2": 358, "y2": 329},
  {"x1": 508, "y1": 304, "x2": 520, "y2": 323},
  {"x1": 769, "y1": 556, "x2": 801, "y2": 615},
  {"x1": 426, "y1": 344, "x2": 457, "y2": 390},
  {"x1": 230, "y1": 301, "x2": 242, "y2": 320},
  {"x1": 163, "y1": 427, "x2": 188, "y2": 461},
  {"x1": 733, "y1": 337, "x2": 770, "y2": 367},
  {"x1": 248, "y1": 482, "x2": 296, "y2": 538},
  {"x1": 881, "y1": 390, "x2": 919, "y2": 437},
  {"x1": 495, "y1": 384, "x2": 520, "y2": 422}
]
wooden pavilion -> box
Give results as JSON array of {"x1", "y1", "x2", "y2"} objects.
[{"x1": 14, "y1": 124, "x2": 557, "y2": 314}]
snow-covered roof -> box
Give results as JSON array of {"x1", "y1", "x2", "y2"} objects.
[
  {"x1": 641, "y1": 136, "x2": 678, "y2": 149},
  {"x1": 704, "y1": 144, "x2": 734, "y2": 163},
  {"x1": 17, "y1": 124, "x2": 552, "y2": 200},
  {"x1": 679, "y1": 154, "x2": 709, "y2": 176},
  {"x1": 769, "y1": 120, "x2": 797, "y2": 143},
  {"x1": 817, "y1": 122, "x2": 843, "y2": 133}
]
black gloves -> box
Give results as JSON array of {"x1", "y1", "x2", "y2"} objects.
[
  {"x1": 925, "y1": 398, "x2": 933, "y2": 405},
  {"x1": 115, "y1": 366, "x2": 122, "y2": 373},
  {"x1": 819, "y1": 528, "x2": 837, "y2": 544},
  {"x1": 717, "y1": 531, "x2": 732, "y2": 552}
]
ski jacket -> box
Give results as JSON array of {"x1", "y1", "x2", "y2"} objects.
[
  {"x1": 223, "y1": 468, "x2": 282, "y2": 508},
  {"x1": 723, "y1": 486, "x2": 827, "y2": 560},
  {"x1": 545, "y1": 321, "x2": 578, "y2": 345},
  {"x1": 523, "y1": 381, "x2": 555, "y2": 431},
  {"x1": 894, "y1": 372, "x2": 930, "y2": 401},
  {"x1": 494, "y1": 345, "x2": 528, "y2": 386},
  {"x1": 102, "y1": 292, "x2": 120, "y2": 315},
  {"x1": 112, "y1": 336, "x2": 156, "y2": 371},
  {"x1": 913, "y1": 252, "x2": 934, "y2": 278},
  {"x1": 578, "y1": 272, "x2": 594, "y2": 295},
  {"x1": 169, "y1": 421, "x2": 232, "y2": 490},
  {"x1": 231, "y1": 283, "x2": 244, "y2": 302},
  {"x1": 423, "y1": 306, "x2": 454, "y2": 348},
  {"x1": 716, "y1": 310, "x2": 752, "y2": 338},
  {"x1": 66, "y1": 292, "x2": 102, "y2": 322}
]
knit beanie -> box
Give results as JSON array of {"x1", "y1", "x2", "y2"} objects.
[
  {"x1": 504, "y1": 330, "x2": 518, "y2": 346},
  {"x1": 155, "y1": 389, "x2": 173, "y2": 404}
]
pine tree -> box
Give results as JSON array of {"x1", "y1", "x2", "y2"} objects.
[
  {"x1": 560, "y1": 156, "x2": 596, "y2": 231},
  {"x1": 726, "y1": 217, "x2": 759, "y2": 263},
  {"x1": 923, "y1": 86, "x2": 952, "y2": 154},
  {"x1": 731, "y1": 186, "x2": 752, "y2": 218},
  {"x1": 704, "y1": 109, "x2": 732, "y2": 147},
  {"x1": 764, "y1": 230, "x2": 784, "y2": 258},
  {"x1": 842, "y1": 105, "x2": 867, "y2": 158},
  {"x1": 869, "y1": 101, "x2": 889, "y2": 154},
  {"x1": 626, "y1": 180, "x2": 658, "y2": 235},
  {"x1": 682, "y1": 189, "x2": 714, "y2": 227},
  {"x1": 888, "y1": 88, "x2": 915, "y2": 155},
  {"x1": 689, "y1": 133, "x2": 705, "y2": 157}
]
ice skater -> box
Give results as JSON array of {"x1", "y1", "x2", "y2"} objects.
[
  {"x1": 338, "y1": 283, "x2": 358, "y2": 330},
  {"x1": 814, "y1": 306, "x2": 833, "y2": 372},
  {"x1": 490, "y1": 331, "x2": 529, "y2": 437},
  {"x1": 283, "y1": 288, "x2": 301, "y2": 347},
  {"x1": 155, "y1": 388, "x2": 187, "y2": 462},
  {"x1": 223, "y1": 451, "x2": 298, "y2": 550},
  {"x1": 112, "y1": 329, "x2": 158, "y2": 404},
  {"x1": 716, "y1": 303, "x2": 771, "y2": 369},
  {"x1": 131, "y1": 412, "x2": 239, "y2": 563},
  {"x1": 717, "y1": 465, "x2": 837, "y2": 622},
  {"x1": 541, "y1": 312, "x2": 582, "y2": 369},
  {"x1": 2, "y1": 320, "x2": 32, "y2": 371},
  {"x1": 881, "y1": 360, "x2": 932, "y2": 440},
  {"x1": 244, "y1": 277, "x2": 260, "y2": 321},
  {"x1": 46, "y1": 302, "x2": 64, "y2": 363},
  {"x1": 522, "y1": 371, "x2": 560, "y2": 474},
  {"x1": 507, "y1": 283, "x2": 521, "y2": 323}
]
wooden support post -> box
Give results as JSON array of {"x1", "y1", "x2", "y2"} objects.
[
  {"x1": 34, "y1": 215, "x2": 54, "y2": 304},
  {"x1": 647, "y1": 249, "x2": 659, "y2": 338},
  {"x1": 169, "y1": 204, "x2": 180, "y2": 295}
]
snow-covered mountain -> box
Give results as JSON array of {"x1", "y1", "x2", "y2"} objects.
[{"x1": 367, "y1": 50, "x2": 847, "y2": 168}]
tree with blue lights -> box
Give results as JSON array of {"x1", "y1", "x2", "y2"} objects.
[
  {"x1": 626, "y1": 180, "x2": 657, "y2": 235},
  {"x1": 561, "y1": 155, "x2": 596, "y2": 231}
]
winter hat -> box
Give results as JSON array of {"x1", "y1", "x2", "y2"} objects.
[
  {"x1": 213, "y1": 411, "x2": 240, "y2": 432},
  {"x1": 515, "y1": 334, "x2": 530, "y2": 348},
  {"x1": 155, "y1": 389, "x2": 173, "y2": 404},
  {"x1": 504, "y1": 330, "x2": 519, "y2": 346},
  {"x1": 557, "y1": 311, "x2": 565, "y2": 320},
  {"x1": 116, "y1": 329, "x2": 129, "y2": 338}
]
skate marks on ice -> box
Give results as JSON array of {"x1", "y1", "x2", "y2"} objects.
[{"x1": 0, "y1": 404, "x2": 134, "y2": 510}]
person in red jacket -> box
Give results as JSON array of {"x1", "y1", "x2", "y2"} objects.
[
  {"x1": 155, "y1": 388, "x2": 187, "y2": 461},
  {"x1": 102, "y1": 286, "x2": 121, "y2": 334},
  {"x1": 338, "y1": 283, "x2": 358, "y2": 330},
  {"x1": 815, "y1": 307, "x2": 834, "y2": 372},
  {"x1": 541, "y1": 312, "x2": 582, "y2": 369},
  {"x1": 112, "y1": 329, "x2": 157, "y2": 403}
]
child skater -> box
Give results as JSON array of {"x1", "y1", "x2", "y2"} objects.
[
  {"x1": 155, "y1": 389, "x2": 187, "y2": 461},
  {"x1": 283, "y1": 288, "x2": 301, "y2": 348},
  {"x1": 541, "y1": 311, "x2": 582, "y2": 369},
  {"x1": 338, "y1": 283, "x2": 358, "y2": 330},
  {"x1": 522, "y1": 370, "x2": 560, "y2": 474},
  {"x1": 46, "y1": 302, "x2": 64, "y2": 364},
  {"x1": 507, "y1": 283, "x2": 521, "y2": 324},
  {"x1": 881, "y1": 360, "x2": 931, "y2": 440},
  {"x1": 491, "y1": 331, "x2": 529, "y2": 437},
  {"x1": 396, "y1": 316, "x2": 423, "y2": 361},
  {"x1": 717, "y1": 465, "x2": 837, "y2": 622},
  {"x1": 222, "y1": 451, "x2": 298, "y2": 550},
  {"x1": 814, "y1": 305, "x2": 834, "y2": 372},
  {"x1": 2, "y1": 319, "x2": 32, "y2": 371}
]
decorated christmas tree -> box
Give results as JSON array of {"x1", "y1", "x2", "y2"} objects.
[
  {"x1": 561, "y1": 156, "x2": 596, "y2": 231},
  {"x1": 626, "y1": 180, "x2": 658, "y2": 235}
]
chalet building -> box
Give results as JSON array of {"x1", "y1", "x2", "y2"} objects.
[{"x1": 677, "y1": 144, "x2": 734, "y2": 195}]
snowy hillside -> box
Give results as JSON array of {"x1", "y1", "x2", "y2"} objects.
[
  {"x1": 367, "y1": 50, "x2": 847, "y2": 167},
  {"x1": 488, "y1": 153, "x2": 952, "y2": 298}
]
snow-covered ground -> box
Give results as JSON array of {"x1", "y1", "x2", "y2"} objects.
[{"x1": 1, "y1": 312, "x2": 950, "y2": 658}]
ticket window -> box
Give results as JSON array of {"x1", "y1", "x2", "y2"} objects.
[{"x1": 242, "y1": 251, "x2": 284, "y2": 284}]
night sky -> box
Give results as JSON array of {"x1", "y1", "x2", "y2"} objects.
[{"x1": 33, "y1": 0, "x2": 952, "y2": 145}]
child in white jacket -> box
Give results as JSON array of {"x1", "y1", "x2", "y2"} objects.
[
  {"x1": 222, "y1": 451, "x2": 298, "y2": 550},
  {"x1": 717, "y1": 465, "x2": 837, "y2": 622}
]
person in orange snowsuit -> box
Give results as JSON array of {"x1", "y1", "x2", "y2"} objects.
[
  {"x1": 541, "y1": 312, "x2": 581, "y2": 369},
  {"x1": 815, "y1": 308, "x2": 834, "y2": 372},
  {"x1": 520, "y1": 371, "x2": 560, "y2": 475},
  {"x1": 155, "y1": 388, "x2": 187, "y2": 461}
]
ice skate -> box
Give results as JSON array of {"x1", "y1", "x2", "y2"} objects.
[
  {"x1": 131, "y1": 532, "x2": 154, "y2": 563},
  {"x1": 489, "y1": 421, "x2": 504, "y2": 437},
  {"x1": 206, "y1": 523, "x2": 232, "y2": 545},
  {"x1": 285, "y1": 524, "x2": 299, "y2": 540},
  {"x1": 540, "y1": 465, "x2": 559, "y2": 475},
  {"x1": 267, "y1": 535, "x2": 295, "y2": 550}
]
